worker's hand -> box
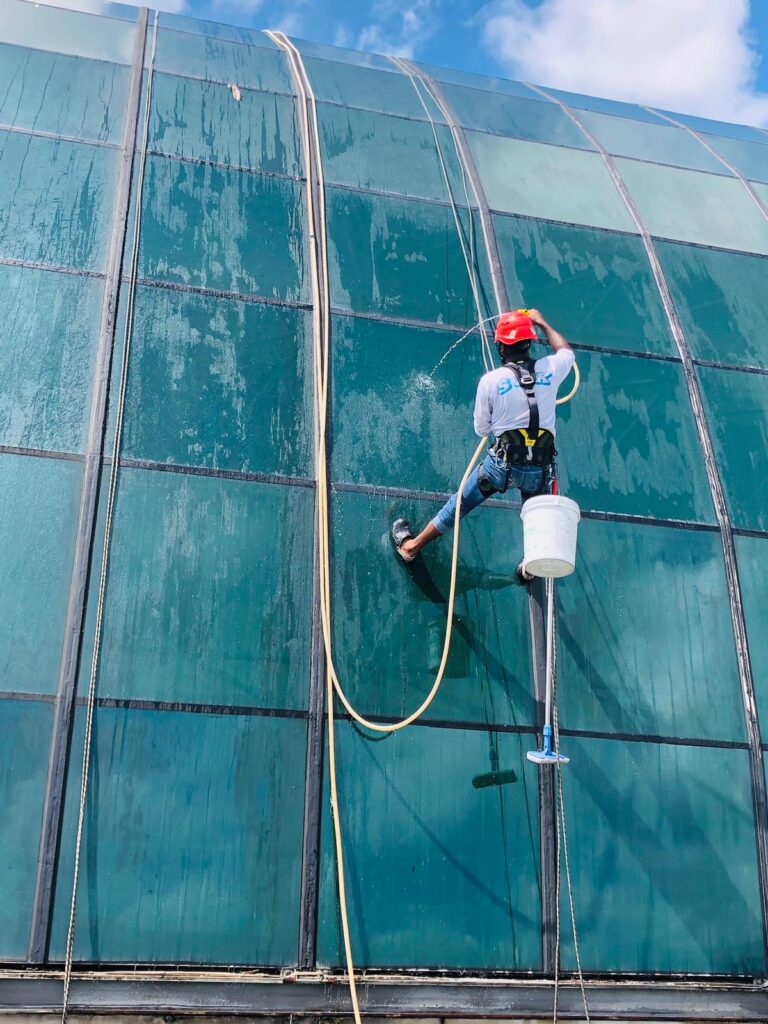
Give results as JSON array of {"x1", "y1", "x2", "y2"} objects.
[{"x1": 526, "y1": 308, "x2": 546, "y2": 327}]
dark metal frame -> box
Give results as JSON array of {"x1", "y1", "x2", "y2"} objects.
[
  {"x1": 26, "y1": 7, "x2": 150, "y2": 964},
  {"x1": 4, "y1": 972, "x2": 768, "y2": 1020}
]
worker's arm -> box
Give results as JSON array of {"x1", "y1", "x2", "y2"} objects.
[
  {"x1": 527, "y1": 309, "x2": 571, "y2": 352},
  {"x1": 473, "y1": 376, "x2": 492, "y2": 437}
]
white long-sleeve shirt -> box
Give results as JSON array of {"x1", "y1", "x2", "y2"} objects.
[{"x1": 473, "y1": 348, "x2": 576, "y2": 438}]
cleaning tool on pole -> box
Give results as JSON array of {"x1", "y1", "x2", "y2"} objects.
[{"x1": 528, "y1": 578, "x2": 569, "y2": 766}]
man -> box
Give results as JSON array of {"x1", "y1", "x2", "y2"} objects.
[{"x1": 392, "y1": 308, "x2": 574, "y2": 582}]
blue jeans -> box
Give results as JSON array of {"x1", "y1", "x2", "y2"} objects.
[{"x1": 432, "y1": 452, "x2": 546, "y2": 534}]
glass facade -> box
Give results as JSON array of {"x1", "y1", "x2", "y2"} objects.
[{"x1": 2, "y1": 0, "x2": 768, "y2": 988}]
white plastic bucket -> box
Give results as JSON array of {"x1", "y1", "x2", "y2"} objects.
[{"x1": 520, "y1": 494, "x2": 581, "y2": 578}]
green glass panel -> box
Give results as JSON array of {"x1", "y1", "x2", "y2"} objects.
[
  {"x1": 441, "y1": 82, "x2": 593, "y2": 150},
  {"x1": 150, "y1": 73, "x2": 301, "y2": 174},
  {"x1": 50, "y1": 707, "x2": 306, "y2": 964},
  {"x1": 154, "y1": 28, "x2": 293, "y2": 94},
  {"x1": 558, "y1": 518, "x2": 743, "y2": 741},
  {"x1": 577, "y1": 109, "x2": 728, "y2": 174},
  {"x1": 327, "y1": 187, "x2": 492, "y2": 325},
  {"x1": 735, "y1": 535, "x2": 768, "y2": 727},
  {"x1": 559, "y1": 738, "x2": 763, "y2": 974},
  {"x1": 138, "y1": 156, "x2": 308, "y2": 302},
  {"x1": 547, "y1": 87, "x2": 668, "y2": 124},
  {"x1": 303, "y1": 56, "x2": 441, "y2": 120},
  {"x1": 160, "y1": 15, "x2": 279, "y2": 46},
  {"x1": 293, "y1": 37, "x2": 398, "y2": 72},
  {"x1": 318, "y1": 103, "x2": 464, "y2": 202},
  {"x1": 661, "y1": 109, "x2": 768, "y2": 145},
  {"x1": 616, "y1": 158, "x2": 768, "y2": 254},
  {"x1": 0, "y1": 264, "x2": 103, "y2": 452},
  {"x1": 317, "y1": 720, "x2": 540, "y2": 969},
  {"x1": 0, "y1": 454, "x2": 82, "y2": 694},
  {"x1": 697, "y1": 366, "x2": 768, "y2": 531},
  {"x1": 329, "y1": 490, "x2": 535, "y2": 726},
  {"x1": 469, "y1": 132, "x2": 637, "y2": 233},
  {"x1": 656, "y1": 241, "x2": 768, "y2": 369},
  {"x1": 0, "y1": 131, "x2": 118, "y2": 272},
  {"x1": 0, "y1": 699, "x2": 52, "y2": 960},
  {"x1": 751, "y1": 180, "x2": 768, "y2": 209},
  {"x1": 556, "y1": 350, "x2": 715, "y2": 523},
  {"x1": 493, "y1": 215, "x2": 675, "y2": 355},
  {"x1": 330, "y1": 314, "x2": 488, "y2": 492},
  {"x1": 81, "y1": 468, "x2": 312, "y2": 709},
  {"x1": 420, "y1": 62, "x2": 538, "y2": 100},
  {"x1": 121, "y1": 287, "x2": 313, "y2": 477},
  {"x1": 703, "y1": 135, "x2": 768, "y2": 183},
  {"x1": 0, "y1": 0, "x2": 135, "y2": 63},
  {"x1": 0, "y1": 43, "x2": 129, "y2": 144}
]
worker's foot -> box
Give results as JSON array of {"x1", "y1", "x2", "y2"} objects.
[
  {"x1": 515, "y1": 559, "x2": 534, "y2": 585},
  {"x1": 392, "y1": 518, "x2": 417, "y2": 563}
]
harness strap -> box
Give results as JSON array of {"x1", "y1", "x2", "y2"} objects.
[{"x1": 506, "y1": 359, "x2": 540, "y2": 437}]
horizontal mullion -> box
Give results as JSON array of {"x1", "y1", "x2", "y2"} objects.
[
  {"x1": 0, "y1": 689, "x2": 308, "y2": 720},
  {"x1": 693, "y1": 358, "x2": 768, "y2": 378},
  {"x1": 144, "y1": 147, "x2": 305, "y2": 182},
  {"x1": 0, "y1": 122, "x2": 120, "y2": 150},
  {"x1": 0, "y1": 38, "x2": 130, "y2": 70},
  {"x1": 0, "y1": 256, "x2": 106, "y2": 280},
  {"x1": 115, "y1": 456, "x2": 315, "y2": 489}
]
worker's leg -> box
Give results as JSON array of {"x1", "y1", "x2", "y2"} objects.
[{"x1": 400, "y1": 454, "x2": 505, "y2": 558}]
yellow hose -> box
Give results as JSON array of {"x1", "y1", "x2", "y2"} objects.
[{"x1": 556, "y1": 360, "x2": 581, "y2": 406}]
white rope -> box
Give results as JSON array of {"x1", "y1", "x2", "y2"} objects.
[
  {"x1": 59, "y1": 13, "x2": 159, "y2": 1022},
  {"x1": 389, "y1": 56, "x2": 496, "y2": 371},
  {"x1": 550, "y1": 578, "x2": 590, "y2": 1024}
]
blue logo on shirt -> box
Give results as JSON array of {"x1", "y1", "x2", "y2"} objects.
[{"x1": 497, "y1": 372, "x2": 553, "y2": 396}]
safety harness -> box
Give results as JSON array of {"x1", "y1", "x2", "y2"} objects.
[{"x1": 493, "y1": 358, "x2": 557, "y2": 468}]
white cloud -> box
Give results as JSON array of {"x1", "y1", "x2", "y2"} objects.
[
  {"x1": 356, "y1": 0, "x2": 438, "y2": 59},
  {"x1": 479, "y1": 0, "x2": 768, "y2": 127}
]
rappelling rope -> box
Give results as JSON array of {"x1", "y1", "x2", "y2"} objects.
[
  {"x1": 550, "y1": 578, "x2": 590, "y2": 1024},
  {"x1": 389, "y1": 56, "x2": 496, "y2": 370},
  {"x1": 59, "y1": 12, "x2": 159, "y2": 1024}
]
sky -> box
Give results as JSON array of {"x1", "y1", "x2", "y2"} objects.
[{"x1": 120, "y1": 0, "x2": 768, "y2": 126}]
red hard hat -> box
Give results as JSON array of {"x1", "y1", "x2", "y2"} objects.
[{"x1": 495, "y1": 310, "x2": 537, "y2": 345}]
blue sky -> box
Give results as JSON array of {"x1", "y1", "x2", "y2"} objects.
[{"x1": 153, "y1": 0, "x2": 768, "y2": 126}]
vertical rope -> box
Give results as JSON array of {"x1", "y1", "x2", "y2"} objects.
[{"x1": 59, "y1": 13, "x2": 159, "y2": 1022}]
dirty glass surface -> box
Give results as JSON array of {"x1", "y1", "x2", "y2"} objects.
[
  {"x1": 576, "y1": 109, "x2": 727, "y2": 175},
  {"x1": 493, "y1": 215, "x2": 675, "y2": 355},
  {"x1": 735, "y1": 535, "x2": 768, "y2": 727},
  {"x1": 557, "y1": 518, "x2": 743, "y2": 741},
  {"x1": 556, "y1": 350, "x2": 715, "y2": 523},
  {"x1": 0, "y1": 455, "x2": 82, "y2": 695},
  {"x1": 697, "y1": 366, "x2": 768, "y2": 531},
  {"x1": 137, "y1": 157, "x2": 309, "y2": 301},
  {"x1": 329, "y1": 490, "x2": 535, "y2": 727},
  {"x1": 327, "y1": 187, "x2": 492, "y2": 325},
  {"x1": 0, "y1": 131, "x2": 119, "y2": 271},
  {"x1": 120, "y1": 287, "x2": 313, "y2": 477},
  {"x1": 154, "y1": 27, "x2": 293, "y2": 93},
  {"x1": 469, "y1": 132, "x2": 637, "y2": 233},
  {"x1": 657, "y1": 109, "x2": 768, "y2": 144},
  {"x1": 0, "y1": 264, "x2": 102, "y2": 452},
  {"x1": 0, "y1": 43, "x2": 129, "y2": 143},
  {"x1": 317, "y1": 103, "x2": 464, "y2": 201},
  {"x1": 149, "y1": 73, "x2": 302, "y2": 173},
  {"x1": 656, "y1": 241, "x2": 768, "y2": 369},
  {"x1": 80, "y1": 469, "x2": 313, "y2": 709},
  {"x1": 2, "y1": 0, "x2": 135, "y2": 62},
  {"x1": 616, "y1": 158, "x2": 768, "y2": 254},
  {"x1": 50, "y1": 707, "x2": 306, "y2": 964},
  {"x1": 0, "y1": 699, "x2": 52, "y2": 960},
  {"x1": 558, "y1": 738, "x2": 763, "y2": 975},
  {"x1": 439, "y1": 82, "x2": 593, "y2": 149},
  {"x1": 317, "y1": 720, "x2": 541, "y2": 969}
]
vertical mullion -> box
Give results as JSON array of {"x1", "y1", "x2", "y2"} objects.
[{"x1": 27, "y1": 8, "x2": 150, "y2": 964}]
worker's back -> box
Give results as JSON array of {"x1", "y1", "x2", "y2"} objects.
[{"x1": 474, "y1": 347, "x2": 575, "y2": 438}]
